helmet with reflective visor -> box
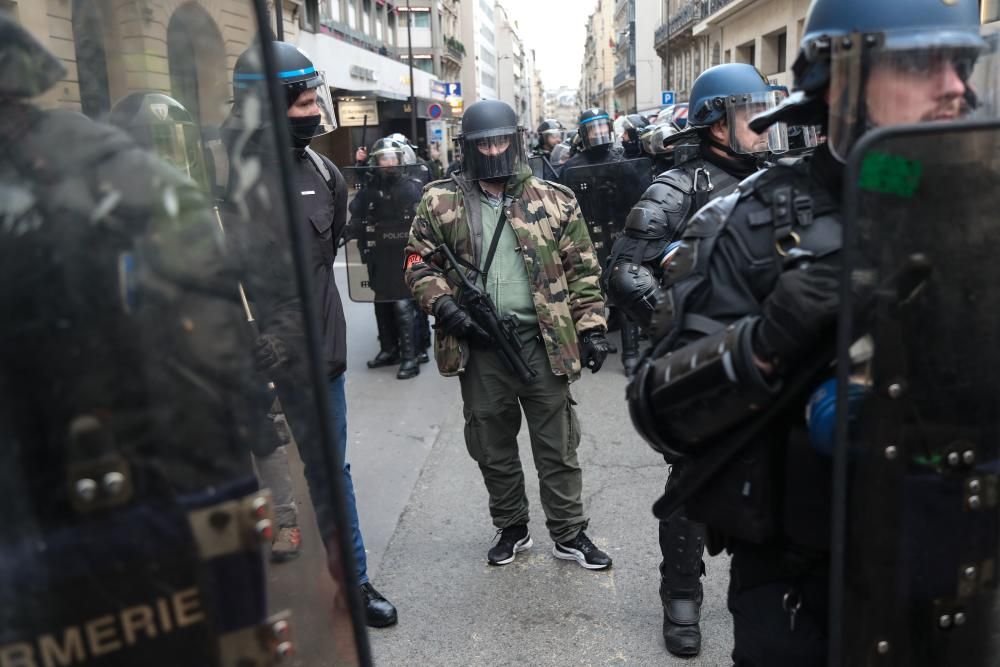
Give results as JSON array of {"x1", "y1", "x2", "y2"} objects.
[
  {"x1": 108, "y1": 92, "x2": 210, "y2": 191},
  {"x1": 688, "y1": 63, "x2": 789, "y2": 155},
  {"x1": 577, "y1": 107, "x2": 614, "y2": 151},
  {"x1": 458, "y1": 99, "x2": 525, "y2": 181},
  {"x1": 232, "y1": 41, "x2": 337, "y2": 139}
]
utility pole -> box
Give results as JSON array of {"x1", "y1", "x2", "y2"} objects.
[
  {"x1": 665, "y1": 1, "x2": 671, "y2": 94},
  {"x1": 406, "y1": 0, "x2": 418, "y2": 141},
  {"x1": 274, "y1": 0, "x2": 284, "y2": 40}
]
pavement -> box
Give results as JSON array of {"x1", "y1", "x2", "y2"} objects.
[{"x1": 269, "y1": 266, "x2": 735, "y2": 666}]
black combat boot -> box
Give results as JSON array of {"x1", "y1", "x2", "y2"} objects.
[
  {"x1": 367, "y1": 302, "x2": 399, "y2": 368},
  {"x1": 394, "y1": 300, "x2": 420, "y2": 380},
  {"x1": 620, "y1": 315, "x2": 640, "y2": 375},
  {"x1": 416, "y1": 308, "x2": 431, "y2": 364},
  {"x1": 659, "y1": 513, "x2": 707, "y2": 657}
]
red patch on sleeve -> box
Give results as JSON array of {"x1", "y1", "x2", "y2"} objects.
[{"x1": 405, "y1": 253, "x2": 423, "y2": 269}]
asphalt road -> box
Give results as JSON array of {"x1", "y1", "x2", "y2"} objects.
[{"x1": 264, "y1": 266, "x2": 735, "y2": 666}]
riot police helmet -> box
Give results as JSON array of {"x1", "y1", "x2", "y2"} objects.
[
  {"x1": 369, "y1": 137, "x2": 406, "y2": 168},
  {"x1": 750, "y1": 0, "x2": 999, "y2": 161},
  {"x1": 577, "y1": 107, "x2": 615, "y2": 151},
  {"x1": 108, "y1": 91, "x2": 210, "y2": 189},
  {"x1": 232, "y1": 41, "x2": 337, "y2": 139},
  {"x1": 640, "y1": 122, "x2": 681, "y2": 156},
  {"x1": 0, "y1": 10, "x2": 66, "y2": 99},
  {"x1": 620, "y1": 113, "x2": 650, "y2": 155},
  {"x1": 458, "y1": 99, "x2": 525, "y2": 181},
  {"x1": 536, "y1": 118, "x2": 566, "y2": 152},
  {"x1": 688, "y1": 63, "x2": 789, "y2": 156}
]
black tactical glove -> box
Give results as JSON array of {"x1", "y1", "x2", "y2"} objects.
[
  {"x1": 254, "y1": 334, "x2": 292, "y2": 372},
  {"x1": 433, "y1": 296, "x2": 491, "y2": 347},
  {"x1": 753, "y1": 262, "x2": 840, "y2": 372},
  {"x1": 579, "y1": 329, "x2": 612, "y2": 373}
]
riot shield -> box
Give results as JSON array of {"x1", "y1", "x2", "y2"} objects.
[
  {"x1": 343, "y1": 164, "x2": 429, "y2": 302},
  {"x1": 0, "y1": 4, "x2": 369, "y2": 665},
  {"x1": 528, "y1": 154, "x2": 560, "y2": 181},
  {"x1": 830, "y1": 121, "x2": 1000, "y2": 666},
  {"x1": 560, "y1": 157, "x2": 653, "y2": 265}
]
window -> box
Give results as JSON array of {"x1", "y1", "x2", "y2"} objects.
[
  {"x1": 327, "y1": 0, "x2": 341, "y2": 22},
  {"x1": 480, "y1": 46, "x2": 496, "y2": 67},
  {"x1": 762, "y1": 30, "x2": 787, "y2": 74},
  {"x1": 348, "y1": 0, "x2": 356, "y2": 28},
  {"x1": 482, "y1": 71, "x2": 496, "y2": 89},
  {"x1": 411, "y1": 10, "x2": 431, "y2": 28},
  {"x1": 302, "y1": 0, "x2": 319, "y2": 31},
  {"x1": 362, "y1": 0, "x2": 371, "y2": 34},
  {"x1": 735, "y1": 40, "x2": 755, "y2": 66},
  {"x1": 480, "y1": 24, "x2": 494, "y2": 43},
  {"x1": 479, "y1": 0, "x2": 494, "y2": 20},
  {"x1": 376, "y1": 14, "x2": 383, "y2": 40},
  {"x1": 388, "y1": 11, "x2": 396, "y2": 44},
  {"x1": 712, "y1": 42, "x2": 721, "y2": 67}
]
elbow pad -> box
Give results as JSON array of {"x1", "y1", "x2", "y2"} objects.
[
  {"x1": 604, "y1": 261, "x2": 659, "y2": 328},
  {"x1": 627, "y1": 316, "x2": 781, "y2": 460}
]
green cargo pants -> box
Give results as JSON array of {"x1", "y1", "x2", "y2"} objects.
[{"x1": 458, "y1": 336, "x2": 588, "y2": 544}]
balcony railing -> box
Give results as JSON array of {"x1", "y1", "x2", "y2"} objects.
[
  {"x1": 654, "y1": 1, "x2": 708, "y2": 48},
  {"x1": 706, "y1": 0, "x2": 736, "y2": 17},
  {"x1": 613, "y1": 65, "x2": 635, "y2": 87}
]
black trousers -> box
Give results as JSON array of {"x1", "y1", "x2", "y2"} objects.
[{"x1": 728, "y1": 547, "x2": 829, "y2": 667}]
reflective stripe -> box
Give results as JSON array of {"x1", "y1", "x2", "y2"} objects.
[
  {"x1": 234, "y1": 65, "x2": 317, "y2": 81},
  {"x1": 580, "y1": 114, "x2": 610, "y2": 124}
]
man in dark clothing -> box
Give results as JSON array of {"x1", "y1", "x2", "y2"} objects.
[
  {"x1": 604, "y1": 62, "x2": 787, "y2": 658},
  {"x1": 626, "y1": 0, "x2": 996, "y2": 663},
  {"x1": 227, "y1": 41, "x2": 397, "y2": 628}
]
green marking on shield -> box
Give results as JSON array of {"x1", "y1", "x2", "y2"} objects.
[{"x1": 858, "y1": 152, "x2": 923, "y2": 198}]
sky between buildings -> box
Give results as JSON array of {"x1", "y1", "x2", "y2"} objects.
[{"x1": 501, "y1": 0, "x2": 595, "y2": 91}]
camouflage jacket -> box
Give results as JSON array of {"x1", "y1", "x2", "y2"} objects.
[{"x1": 404, "y1": 165, "x2": 606, "y2": 381}]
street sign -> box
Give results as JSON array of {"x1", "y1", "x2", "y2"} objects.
[
  {"x1": 337, "y1": 99, "x2": 379, "y2": 126},
  {"x1": 431, "y1": 80, "x2": 448, "y2": 97},
  {"x1": 446, "y1": 82, "x2": 462, "y2": 98},
  {"x1": 428, "y1": 120, "x2": 445, "y2": 142},
  {"x1": 661, "y1": 90, "x2": 676, "y2": 106},
  {"x1": 427, "y1": 103, "x2": 443, "y2": 119}
]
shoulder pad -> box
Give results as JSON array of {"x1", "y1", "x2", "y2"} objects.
[
  {"x1": 652, "y1": 166, "x2": 695, "y2": 194},
  {"x1": 734, "y1": 162, "x2": 805, "y2": 203}
]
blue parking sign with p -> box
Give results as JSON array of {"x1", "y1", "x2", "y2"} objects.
[{"x1": 661, "y1": 90, "x2": 675, "y2": 106}]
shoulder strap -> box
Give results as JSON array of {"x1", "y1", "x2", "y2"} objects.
[
  {"x1": 304, "y1": 146, "x2": 336, "y2": 192},
  {"x1": 480, "y1": 205, "x2": 509, "y2": 286}
]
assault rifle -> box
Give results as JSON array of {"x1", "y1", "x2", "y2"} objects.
[{"x1": 431, "y1": 243, "x2": 537, "y2": 385}]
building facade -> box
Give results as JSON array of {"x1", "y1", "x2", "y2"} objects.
[
  {"x1": 397, "y1": 0, "x2": 464, "y2": 83},
  {"x1": 579, "y1": 0, "x2": 616, "y2": 113},
  {"x1": 653, "y1": 0, "x2": 807, "y2": 103},
  {"x1": 459, "y1": 0, "x2": 499, "y2": 102},
  {"x1": 495, "y1": 2, "x2": 527, "y2": 123},
  {"x1": 613, "y1": 0, "x2": 663, "y2": 115}
]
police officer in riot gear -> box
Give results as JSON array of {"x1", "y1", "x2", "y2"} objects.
[
  {"x1": 534, "y1": 118, "x2": 565, "y2": 157},
  {"x1": 604, "y1": 62, "x2": 787, "y2": 658},
  {"x1": 626, "y1": 0, "x2": 998, "y2": 663},
  {"x1": 227, "y1": 40, "x2": 398, "y2": 628},
  {"x1": 560, "y1": 107, "x2": 649, "y2": 371},
  {"x1": 350, "y1": 137, "x2": 428, "y2": 379},
  {"x1": 619, "y1": 113, "x2": 650, "y2": 159}
]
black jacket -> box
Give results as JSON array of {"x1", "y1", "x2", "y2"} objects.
[{"x1": 291, "y1": 147, "x2": 349, "y2": 379}]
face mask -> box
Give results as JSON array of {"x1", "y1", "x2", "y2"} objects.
[{"x1": 288, "y1": 114, "x2": 321, "y2": 149}]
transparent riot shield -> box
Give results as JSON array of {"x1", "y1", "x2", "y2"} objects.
[
  {"x1": 831, "y1": 121, "x2": 1000, "y2": 666},
  {"x1": 0, "y1": 4, "x2": 369, "y2": 665},
  {"x1": 560, "y1": 157, "x2": 653, "y2": 265},
  {"x1": 528, "y1": 154, "x2": 560, "y2": 181},
  {"x1": 343, "y1": 164, "x2": 429, "y2": 302}
]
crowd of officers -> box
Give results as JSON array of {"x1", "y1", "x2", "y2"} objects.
[{"x1": 3, "y1": 0, "x2": 994, "y2": 662}]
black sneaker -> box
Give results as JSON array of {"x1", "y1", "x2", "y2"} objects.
[
  {"x1": 487, "y1": 525, "x2": 532, "y2": 565},
  {"x1": 553, "y1": 531, "x2": 612, "y2": 570}
]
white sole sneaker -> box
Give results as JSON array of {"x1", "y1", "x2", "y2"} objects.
[
  {"x1": 552, "y1": 543, "x2": 611, "y2": 570},
  {"x1": 488, "y1": 535, "x2": 533, "y2": 566}
]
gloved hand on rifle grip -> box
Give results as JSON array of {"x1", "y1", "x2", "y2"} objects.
[
  {"x1": 433, "y1": 295, "x2": 491, "y2": 347},
  {"x1": 753, "y1": 262, "x2": 840, "y2": 373},
  {"x1": 579, "y1": 329, "x2": 612, "y2": 373}
]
